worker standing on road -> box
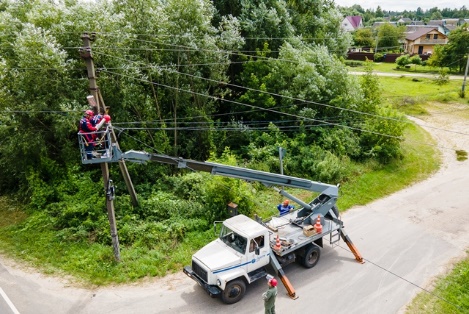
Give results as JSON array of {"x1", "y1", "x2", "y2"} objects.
[
  {"x1": 277, "y1": 199, "x2": 294, "y2": 216},
  {"x1": 263, "y1": 276, "x2": 278, "y2": 314}
]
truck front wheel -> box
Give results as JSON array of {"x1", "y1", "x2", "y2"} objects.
[
  {"x1": 221, "y1": 279, "x2": 246, "y2": 304},
  {"x1": 301, "y1": 244, "x2": 320, "y2": 268}
]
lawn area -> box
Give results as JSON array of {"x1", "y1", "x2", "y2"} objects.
[
  {"x1": 349, "y1": 60, "x2": 462, "y2": 75},
  {"x1": 405, "y1": 251, "x2": 469, "y2": 314},
  {"x1": 379, "y1": 76, "x2": 466, "y2": 116},
  {"x1": 372, "y1": 61, "x2": 443, "y2": 74}
]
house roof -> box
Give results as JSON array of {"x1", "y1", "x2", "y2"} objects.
[
  {"x1": 406, "y1": 25, "x2": 442, "y2": 33},
  {"x1": 428, "y1": 20, "x2": 443, "y2": 26},
  {"x1": 373, "y1": 21, "x2": 397, "y2": 28},
  {"x1": 346, "y1": 16, "x2": 362, "y2": 29},
  {"x1": 405, "y1": 27, "x2": 440, "y2": 41}
]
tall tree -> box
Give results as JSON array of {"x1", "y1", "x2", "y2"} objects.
[
  {"x1": 442, "y1": 25, "x2": 469, "y2": 73},
  {"x1": 377, "y1": 23, "x2": 405, "y2": 52},
  {"x1": 353, "y1": 28, "x2": 375, "y2": 48},
  {"x1": 287, "y1": 0, "x2": 351, "y2": 57},
  {"x1": 238, "y1": 0, "x2": 294, "y2": 54}
]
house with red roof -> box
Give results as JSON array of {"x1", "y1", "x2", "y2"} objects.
[{"x1": 341, "y1": 16, "x2": 363, "y2": 32}]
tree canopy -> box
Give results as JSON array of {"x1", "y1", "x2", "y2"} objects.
[{"x1": 0, "y1": 0, "x2": 405, "y2": 249}]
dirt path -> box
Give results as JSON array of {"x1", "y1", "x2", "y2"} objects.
[{"x1": 1, "y1": 103, "x2": 469, "y2": 314}]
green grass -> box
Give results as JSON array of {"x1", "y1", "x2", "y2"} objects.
[
  {"x1": 372, "y1": 62, "x2": 443, "y2": 74},
  {"x1": 352, "y1": 61, "x2": 462, "y2": 76},
  {"x1": 0, "y1": 207, "x2": 217, "y2": 285},
  {"x1": 338, "y1": 121, "x2": 440, "y2": 210},
  {"x1": 379, "y1": 76, "x2": 468, "y2": 116},
  {"x1": 405, "y1": 252, "x2": 469, "y2": 314}
]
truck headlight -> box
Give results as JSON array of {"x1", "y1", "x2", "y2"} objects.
[{"x1": 217, "y1": 279, "x2": 221, "y2": 286}]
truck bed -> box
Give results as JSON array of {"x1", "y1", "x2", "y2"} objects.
[{"x1": 265, "y1": 211, "x2": 341, "y2": 256}]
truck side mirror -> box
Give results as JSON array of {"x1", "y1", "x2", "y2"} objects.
[
  {"x1": 255, "y1": 247, "x2": 260, "y2": 255},
  {"x1": 213, "y1": 221, "x2": 223, "y2": 236}
]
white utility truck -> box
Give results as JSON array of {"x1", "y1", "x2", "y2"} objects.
[{"x1": 79, "y1": 128, "x2": 364, "y2": 304}]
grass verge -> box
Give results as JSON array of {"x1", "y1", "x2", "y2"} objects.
[{"x1": 405, "y1": 251, "x2": 469, "y2": 314}]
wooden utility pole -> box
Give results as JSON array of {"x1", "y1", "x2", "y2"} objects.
[
  {"x1": 462, "y1": 48, "x2": 469, "y2": 98},
  {"x1": 80, "y1": 32, "x2": 138, "y2": 261},
  {"x1": 80, "y1": 33, "x2": 139, "y2": 208}
]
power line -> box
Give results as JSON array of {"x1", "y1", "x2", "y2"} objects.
[
  {"x1": 99, "y1": 68, "x2": 468, "y2": 153},
  {"x1": 94, "y1": 50, "x2": 469, "y2": 140},
  {"x1": 336, "y1": 244, "x2": 464, "y2": 312}
]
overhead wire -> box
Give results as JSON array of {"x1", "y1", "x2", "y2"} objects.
[
  {"x1": 91, "y1": 50, "x2": 469, "y2": 149},
  {"x1": 3, "y1": 32, "x2": 469, "y2": 152},
  {"x1": 336, "y1": 244, "x2": 464, "y2": 312},
  {"x1": 101, "y1": 67, "x2": 469, "y2": 153},
  {"x1": 92, "y1": 49, "x2": 463, "y2": 130}
]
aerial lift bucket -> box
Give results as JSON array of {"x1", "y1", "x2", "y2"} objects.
[{"x1": 78, "y1": 127, "x2": 113, "y2": 164}]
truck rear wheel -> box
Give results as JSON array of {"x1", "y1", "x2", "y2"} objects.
[
  {"x1": 301, "y1": 244, "x2": 320, "y2": 268},
  {"x1": 221, "y1": 279, "x2": 246, "y2": 304}
]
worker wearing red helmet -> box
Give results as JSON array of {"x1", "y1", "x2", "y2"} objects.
[
  {"x1": 79, "y1": 109, "x2": 107, "y2": 159},
  {"x1": 277, "y1": 199, "x2": 294, "y2": 216},
  {"x1": 263, "y1": 275, "x2": 278, "y2": 314}
]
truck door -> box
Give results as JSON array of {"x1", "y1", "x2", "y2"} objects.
[{"x1": 246, "y1": 235, "x2": 269, "y2": 272}]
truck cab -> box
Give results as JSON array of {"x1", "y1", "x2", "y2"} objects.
[{"x1": 183, "y1": 214, "x2": 271, "y2": 304}]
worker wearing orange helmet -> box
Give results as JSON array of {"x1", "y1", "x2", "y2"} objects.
[
  {"x1": 277, "y1": 199, "x2": 294, "y2": 216},
  {"x1": 262, "y1": 275, "x2": 278, "y2": 314}
]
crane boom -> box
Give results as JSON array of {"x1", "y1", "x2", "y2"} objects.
[
  {"x1": 121, "y1": 150, "x2": 338, "y2": 197},
  {"x1": 78, "y1": 128, "x2": 339, "y2": 216}
]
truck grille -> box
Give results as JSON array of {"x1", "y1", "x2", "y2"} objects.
[{"x1": 192, "y1": 260, "x2": 208, "y2": 282}]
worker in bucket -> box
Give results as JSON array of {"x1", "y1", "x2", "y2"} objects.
[
  {"x1": 263, "y1": 275, "x2": 278, "y2": 314},
  {"x1": 91, "y1": 109, "x2": 112, "y2": 156},
  {"x1": 79, "y1": 109, "x2": 106, "y2": 159},
  {"x1": 277, "y1": 199, "x2": 294, "y2": 216}
]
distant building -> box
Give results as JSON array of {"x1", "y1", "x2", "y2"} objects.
[
  {"x1": 406, "y1": 25, "x2": 446, "y2": 35},
  {"x1": 426, "y1": 19, "x2": 466, "y2": 34},
  {"x1": 427, "y1": 20, "x2": 444, "y2": 26},
  {"x1": 372, "y1": 21, "x2": 397, "y2": 29},
  {"x1": 404, "y1": 28, "x2": 448, "y2": 55},
  {"x1": 341, "y1": 16, "x2": 363, "y2": 32},
  {"x1": 397, "y1": 18, "x2": 412, "y2": 25}
]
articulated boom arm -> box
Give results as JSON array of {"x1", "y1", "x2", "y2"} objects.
[
  {"x1": 78, "y1": 129, "x2": 338, "y2": 211},
  {"x1": 122, "y1": 150, "x2": 338, "y2": 196}
]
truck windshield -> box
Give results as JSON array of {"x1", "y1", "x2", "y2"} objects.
[{"x1": 219, "y1": 225, "x2": 247, "y2": 254}]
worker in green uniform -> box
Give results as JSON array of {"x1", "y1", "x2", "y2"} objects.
[{"x1": 263, "y1": 276, "x2": 278, "y2": 314}]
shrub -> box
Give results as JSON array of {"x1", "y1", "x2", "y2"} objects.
[
  {"x1": 395, "y1": 55, "x2": 411, "y2": 68},
  {"x1": 374, "y1": 53, "x2": 384, "y2": 62},
  {"x1": 344, "y1": 60, "x2": 364, "y2": 67},
  {"x1": 435, "y1": 68, "x2": 449, "y2": 85}
]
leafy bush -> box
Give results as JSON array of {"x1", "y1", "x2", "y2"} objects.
[
  {"x1": 435, "y1": 68, "x2": 449, "y2": 85},
  {"x1": 358, "y1": 106, "x2": 406, "y2": 163},
  {"x1": 374, "y1": 53, "x2": 384, "y2": 62},
  {"x1": 395, "y1": 54, "x2": 411, "y2": 68},
  {"x1": 344, "y1": 60, "x2": 364, "y2": 67},
  {"x1": 410, "y1": 55, "x2": 422, "y2": 65},
  {"x1": 318, "y1": 128, "x2": 361, "y2": 158}
]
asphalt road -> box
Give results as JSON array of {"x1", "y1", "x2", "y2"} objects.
[{"x1": 1, "y1": 105, "x2": 468, "y2": 314}]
